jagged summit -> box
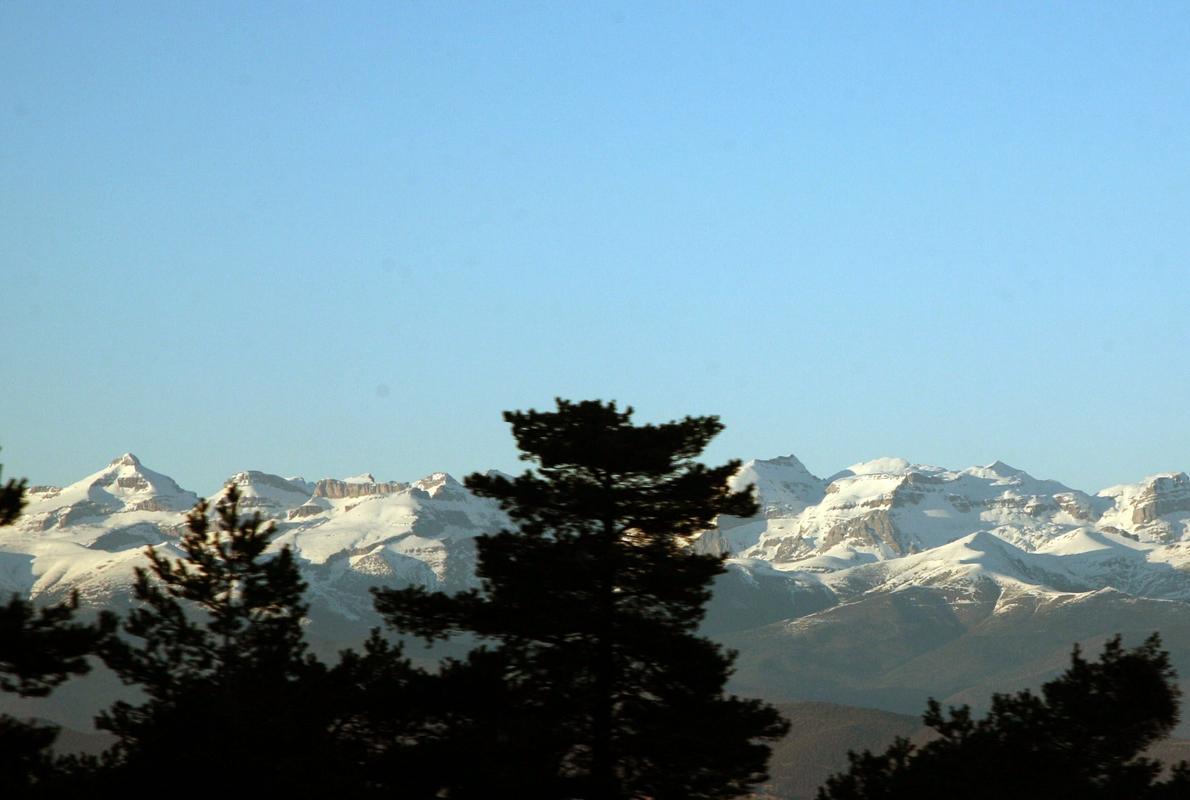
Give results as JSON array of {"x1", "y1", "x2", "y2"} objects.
[
  {"x1": 12, "y1": 453, "x2": 200, "y2": 541},
  {"x1": 224, "y1": 470, "x2": 314, "y2": 514},
  {"x1": 1099, "y1": 470, "x2": 1190, "y2": 497},
  {"x1": 960, "y1": 460, "x2": 1032, "y2": 482},
  {"x1": 761, "y1": 453, "x2": 815, "y2": 470},
  {"x1": 985, "y1": 459, "x2": 1024, "y2": 476}
]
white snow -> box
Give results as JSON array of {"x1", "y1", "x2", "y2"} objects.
[{"x1": 5, "y1": 450, "x2": 1190, "y2": 621}]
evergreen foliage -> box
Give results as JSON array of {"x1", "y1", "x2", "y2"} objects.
[
  {"x1": 0, "y1": 458, "x2": 434, "y2": 798},
  {"x1": 0, "y1": 592, "x2": 113, "y2": 699},
  {"x1": 322, "y1": 628, "x2": 446, "y2": 798},
  {"x1": 0, "y1": 461, "x2": 111, "y2": 798},
  {"x1": 94, "y1": 483, "x2": 348, "y2": 795},
  {"x1": 0, "y1": 458, "x2": 26, "y2": 527},
  {"x1": 374, "y1": 399, "x2": 790, "y2": 799},
  {"x1": 818, "y1": 634, "x2": 1190, "y2": 800}
]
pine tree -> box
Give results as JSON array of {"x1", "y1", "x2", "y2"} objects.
[
  {"x1": 817, "y1": 634, "x2": 1190, "y2": 800},
  {"x1": 0, "y1": 459, "x2": 112, "y2": 798},
  {"x1": 374, "y1": 399, "x2": 790, "y2": 799},
  {"x1": 95, "y1": 483, "x2": 343, "y2": 795},
  {"x1": 327, "y1": 625, "x2": 483, "y2": 799}
]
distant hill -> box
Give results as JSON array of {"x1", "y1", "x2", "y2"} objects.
[{"x1": 758, "y1": 702, "x2": 926, "y2": 800}]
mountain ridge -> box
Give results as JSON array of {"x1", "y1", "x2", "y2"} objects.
[
  {"x1": 8, "y1": 449, "x2": 1190, "y2": 751},
  {"x1": 10, "y1": 450, "x2": 1190, "y2": 619}
]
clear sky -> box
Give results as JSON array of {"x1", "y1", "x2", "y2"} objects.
[{"x1": 2, "y1": 2, "x2": 1187, "y2": 496}]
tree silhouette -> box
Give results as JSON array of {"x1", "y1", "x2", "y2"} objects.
[
  {"x1": 374, "y1": 399, "x2": 790, "y2": 799},
  {"x1": 818, "y1": 634, "x2": 1190, "y2": 800},
  {"x1": 0, "y1": 460, "x2": 112, "y2": 798},
  {"x1": 94, "y1": 483, "x2": 357, "y2": 795},
  {"x1": 0, "y1": 459, "x2": 26, "y2": 527}
]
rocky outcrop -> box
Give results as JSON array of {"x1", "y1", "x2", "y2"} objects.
[
  {"x1": 314, "y1": 479, "x2": 408, "y2": 499},
  {"x1": 819, "y1": 510, "x2": 907, "y2": 555},
  {"x1": 288, "y1": 502, "x2": 328, "y2": 519},
  {"x1": 1129, "y1": 473, "x2": 1190, "y2": 524},
  {"x1": 1098, "y1": 473, "x2": 1190, "y2": 543},
  {"x1": 1053, "y1": 492, "x2": 1102, "y2": 522}
]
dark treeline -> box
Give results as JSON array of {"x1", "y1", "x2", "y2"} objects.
[
  {"x1": 818, "y1": 635, "x2": 1190, "y2": 799},
  {"x1": 3, "y1": 403, "x2": 1190, "y2": 799}
]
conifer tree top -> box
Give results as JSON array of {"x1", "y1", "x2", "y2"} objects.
[
  {"x1": 465, "y1": 399, "x2": 758, "y2": 539},
  {"x1": 502, "y1": 399, "x2": 731, "y2": 476}
]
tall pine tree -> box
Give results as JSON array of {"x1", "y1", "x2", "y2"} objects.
[
  {"x1": 374, "y1": 399, "x2": 790, "y2": 799},
  {"x1": 95, "y1": 483, "x2": 348, "y2": 795}
]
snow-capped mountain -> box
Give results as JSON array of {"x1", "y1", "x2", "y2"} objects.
[
  {"x1": 8, "y1": 450, "x2": 1190, "y2": 625},
  {"x1": 5, "y1": 455, "x2": 508, "y2": 622},
  {"x1": 26, "y1": 452, "x2": 199, "y2": 524},
  {"x1": 697, "y1": 457, "x2": 1190, "y2": 718},
  {"x1": 685, "y1": 455, "x2": 1190, "y2": 625},
  {"x1": 7, "y1": 450, "x2": 1190, "y2": 725}
]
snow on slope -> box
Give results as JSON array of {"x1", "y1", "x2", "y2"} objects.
[
  {"x1": 744, "y1": 457, "x2": 1111, "y2": 564},
  {"x1": 4, "y1": 454, "x2": 200, "y2": 602},
  {"x1": 813, "y1": 527, "x2": 1190, "y2": 604},
  {"x1": 5, "y1": 452, "x2": 1190, "y2": 626},
  {"x1": 722, "y1": 456, "x2": 1190, "y2": 610},
  {"x1": 227, "y1": 470, "x2": 313, "y2": 516},
  {"x1": 709, "y1": 455, "x2": 827, "y2": 554},
  {"x1": 1098, "y1": 472, "x2": 1190, "y2": 543},
  {"x1": 3, "y1": 455, "x2": 509, "y2": 620},
  {"x1": 24, "y1": 453, "x2": 199, "y2": 526}
]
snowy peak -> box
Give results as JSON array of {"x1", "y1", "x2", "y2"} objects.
[
  {"x1": 745, "y1": 457, "x2": 1103, "y2": 566},
  {"x1": 411, "y1": 472, "x2": 465, "y2": 499},
  {"x1": 110, "y1": 452, "x2": 141, "y2": 468},
  {"x1": 21, "y1": 453, "x2": 199, "y2": 529},
  {"x1": 224, "y1": 470, "x2": 314, "y2": 516},
  {"x1": 85, "y1": 453, "x2": 195, "y2": 510},
  {"x1": 699, "y1": 456, "x2": 829, "y2": 557},
  {"x1": 986, "y1": 459, "x2": 1024, "y2": 477},
  {"x1": 832, "y1": 456, "x2": 918, "y2": 479},
  {"x1": 730, "y1": 455, "x2": 826, "y2": 517},
  {"x1": 6, "y1": 449, "x2": 1190, "y2": 623},
  {"x1": 1098, "y1": 472, "x2": 1190, "y2": 543}
]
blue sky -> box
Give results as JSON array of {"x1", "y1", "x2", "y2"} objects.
[{"x1": 2, "y1": 2, "x2": 1187, "y2": 495}]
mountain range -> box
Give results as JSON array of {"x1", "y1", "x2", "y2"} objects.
[{"x1": 6, "y1": 451, "x2": 1190, "y2": 731}]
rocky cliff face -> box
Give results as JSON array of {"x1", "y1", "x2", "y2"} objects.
[
  {"x1": 1098, "y1": 473, "x2": 1190, "y2": 543},
  {"x1": 313, "y1": 478, "x2": 408, "y2": 499}
]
